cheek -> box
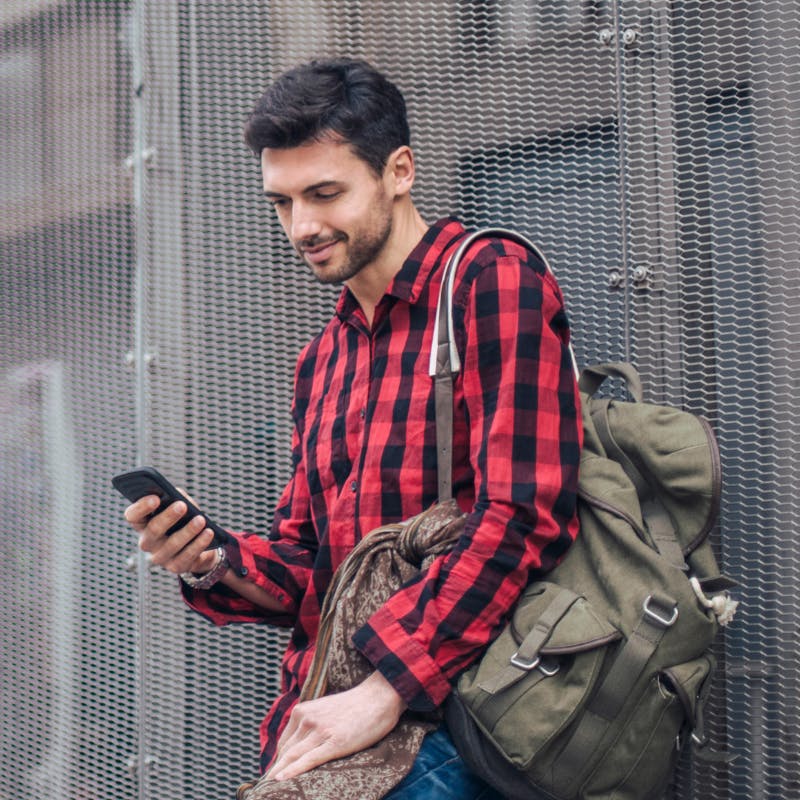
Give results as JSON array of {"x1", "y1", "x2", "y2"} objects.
[{"x1": 354, "y1": 195, "x2": 391, "y2": 235}]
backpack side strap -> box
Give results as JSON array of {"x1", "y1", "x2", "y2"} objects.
[{"x1": 550, "y1": 592, "x2": 680, "y2": 790}]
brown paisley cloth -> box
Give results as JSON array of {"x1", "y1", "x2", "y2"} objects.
[{"x1": 237, "y1": 500, "x2": 466, "y2": 800}]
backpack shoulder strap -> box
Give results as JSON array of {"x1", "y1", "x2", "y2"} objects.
[
  {"x1": 429, "y1": 228, "x2": 578, "y2": 502},
  {"x1": 428, "y1": 227, "x2": 573, "y2": 378}
]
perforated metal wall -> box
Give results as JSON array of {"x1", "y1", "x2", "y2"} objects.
[{"x1": 1, "y1": 1, "x2": 797, "y2": 798}]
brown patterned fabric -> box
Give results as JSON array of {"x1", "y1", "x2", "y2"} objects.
[{"x1": 237, "y1": 500, "x2": 466, "y2": 800}]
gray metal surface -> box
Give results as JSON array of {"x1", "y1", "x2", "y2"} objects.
[{"x1": 1, "y1": 1, "x2": 797, "y2": 797}]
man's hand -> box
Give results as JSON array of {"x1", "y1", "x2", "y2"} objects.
[
  {"x1": 125, "y1": 493, "x2": 287, "y2": 613},
  {"x1": 269, "y1": 671, "x2": 406, "y2": 782},
  {"x1": 125, "y1": 493, "x2": 217, "y2": 576}
]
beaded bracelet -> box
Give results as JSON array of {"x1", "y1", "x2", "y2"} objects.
[{"x1": 180, "y1": 546, "x2": 229, "y2": 590}]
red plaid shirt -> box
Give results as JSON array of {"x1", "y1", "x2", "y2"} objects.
[{"x1": 184, "y1": 217, "x2": 582, "y2": 770}]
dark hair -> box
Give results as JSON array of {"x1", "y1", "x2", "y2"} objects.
[{"x1": 244, "y1": 58, "x2": 410, "y2": 175}]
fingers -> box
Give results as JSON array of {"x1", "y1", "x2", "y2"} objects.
[
  {"x1": 267, "y1": 676, "x2": 404, "y2": 782},
  {"x1": 275, "y1": 705, "x2": 300, "y2": 749},
  {"x1": 125, "y1": 495, "x2": 214, "y2": 575},
  {"x1": 269, "y1": 706, "x2": 340, "y2": 782},
  {"x1": 151, "y1": 520, "x2": 215, "y2": 574},
  {"x1": 271, "y1": 738, "x2": 332, "y2": 783},
  {"x1": 123, "y1": 494, "x2": 162, "y2": 530}
]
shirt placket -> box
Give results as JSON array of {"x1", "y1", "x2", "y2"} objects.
[{"x1": 333, "y1": 317, "x2": 372, "y2": 543}]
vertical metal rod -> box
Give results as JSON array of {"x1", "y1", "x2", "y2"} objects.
[
  {"x1": 187, "y1": 0, "x2": 199, "y2": 282},
  {"x1": 130, "y1": 0, "x2": 151, "y2": 797},
  {"x1": 611, "y1": 0, "x2": 632, "y2": 360}
]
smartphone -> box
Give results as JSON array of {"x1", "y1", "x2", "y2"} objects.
[{"x1": 112, "y1": 466, "x2": 230, "y2": 549}]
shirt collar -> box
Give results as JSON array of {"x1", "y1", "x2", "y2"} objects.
[{"x1": 335, "y1": 217, "x2": 466, "y2": 320}]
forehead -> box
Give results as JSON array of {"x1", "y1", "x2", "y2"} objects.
[{"x1": 260, "y1": 138, "x2": 371, "y2": 194}]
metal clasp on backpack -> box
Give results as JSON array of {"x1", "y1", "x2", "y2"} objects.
[
  {"x1": 537, "y1": 657, "x2": 560, "y2": 676},
  {"x1": 643, "y1": 595, "x2": 679, "y2": 627},
  {"x1": 510, "y1": 653, "x2": 540, "y2": 670},
  {"x1": 509, "y1": 653, "x2": 560, "y2": 676}
]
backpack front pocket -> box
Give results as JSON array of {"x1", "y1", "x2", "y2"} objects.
[{"x1": 455, "y1": 581, "x2": 621, "y2": 770}]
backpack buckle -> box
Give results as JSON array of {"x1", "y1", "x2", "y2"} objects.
[
  {"x1": 510, "y1": 653, "x2": 540, "y2": 670},
  {"x1": 509, "y1": 653, "x2": 561, "y2": 677},
  {"x1": 538, "y1": 658, "x2": 560, "y2": 677},
  {"x1": 643, "y1": 595, "x2": 679, "y2": 627}
]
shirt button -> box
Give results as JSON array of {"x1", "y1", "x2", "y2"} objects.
[
  {"x1": 359, "y1": 407, "x2": 366, "y2": 419},
  {"x1": 350, "y1": 480, "x2": 358, "y2": 492}
]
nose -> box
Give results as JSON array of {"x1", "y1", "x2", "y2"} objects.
[{"x1": 290, "y1": 200, "x2": 323, "y2": 244}]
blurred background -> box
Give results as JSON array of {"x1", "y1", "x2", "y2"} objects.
[{"x1": 1, "y1": 1, "x2": 797, "y2": 798}]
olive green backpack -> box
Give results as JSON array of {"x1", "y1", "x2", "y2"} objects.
[{"x1": 433, "y1": 230, "x2": 738, "y2": 800}]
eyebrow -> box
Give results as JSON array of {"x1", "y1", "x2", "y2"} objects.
[{"x1": 263, "y1": 179, "x2": 344, "y2": 199}]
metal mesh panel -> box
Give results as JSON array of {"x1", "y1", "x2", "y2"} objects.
[
  {"x1": 2, "y1": 1, "x2": 799, "y2": 798},
  {"x1": 616, "y1": 3, "x2": 800, "y2": 798},
  {"x1": 0, "y1": 5, "x2": 137, "y2": 798}
]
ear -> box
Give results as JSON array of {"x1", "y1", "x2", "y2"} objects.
[{"x1": 385, "y1": 145, "x2": 416, "y2": 197}]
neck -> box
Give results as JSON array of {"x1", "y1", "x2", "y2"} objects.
[{"x1": 346, "y1": 202, "x2": 429, "y2": 327}]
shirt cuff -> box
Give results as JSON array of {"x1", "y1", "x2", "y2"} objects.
[
  {"x1": 180, "y1": 532, "x2": 296, "y2": 625},
  {"x1": 352, "y1": 611, "x2": 453, "y2": 712},
  {"x1": 223, "y1": 534, "x2": 296, "y2": 612}
]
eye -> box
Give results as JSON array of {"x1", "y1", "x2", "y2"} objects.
[{"x1": 315, "y1": 190, "x2": 341, "y2": 202}]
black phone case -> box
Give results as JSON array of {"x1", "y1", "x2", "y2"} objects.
[{"x1": 112, "y1": 466, "x2": 230, "y2": 548}]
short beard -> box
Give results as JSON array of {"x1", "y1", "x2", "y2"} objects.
[{"x1": 303, "y1": 214, "x2": 393, "y2": 286}]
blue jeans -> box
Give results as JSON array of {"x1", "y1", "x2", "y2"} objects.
[{"x1": 383, "y1": 725, "x2": 506, "y2": 800}]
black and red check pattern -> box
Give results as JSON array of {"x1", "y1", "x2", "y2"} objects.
[{"x1": 183, "y1": 218, "x2": 582, "y2": 770}]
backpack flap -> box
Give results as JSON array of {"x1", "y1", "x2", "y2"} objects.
[
  {"x1": 603, "y1": 400, "x2": 721, "y2": 555},
  {"x1": 580, "y1": 363, "x2": 725, "y2": 578}
]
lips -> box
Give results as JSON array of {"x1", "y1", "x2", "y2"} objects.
[
  {"x1": 298, "y1": 232, "x2": 347, "y2": 265},
  {"x1": 302, "y1": 240, "x2": 339, "y2": 265}
]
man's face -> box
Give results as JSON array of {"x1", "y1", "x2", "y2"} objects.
[{"x1": 261, "y1": 138, "x2": 394, "y2": 285}]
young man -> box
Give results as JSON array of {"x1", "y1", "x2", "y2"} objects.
[{"x1": 126, "y1": 59, "x2": 582, "y2": 797}]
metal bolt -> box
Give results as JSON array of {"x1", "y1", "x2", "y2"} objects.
[
  {"x1": 598, "y1": 28, "x2": 613, "y2": 46},
  {"x1": 123, "y1": 147, "x2": 156, "y2": 172},
  {"x1": 622, "y1": 28, "x2": 638, "y2": 46},
  {"x1": 124, "y1": 350, "x2": 156, "y2": 368},
  {"x1": 141, "y1": 146, "x2": 156, "y2": 169},
  {"x1": 608, "y1": 269, "x2": 623, "y2": 288},
  {"x1": 126, "y1": 753, "x2": 160, "y2": 774},
  {"x1": 126, "y1": 552, "x2": 157, "y2": 572},
  {"x1": 632, "y1": 265, "x2": 650, "y2": 283}
]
